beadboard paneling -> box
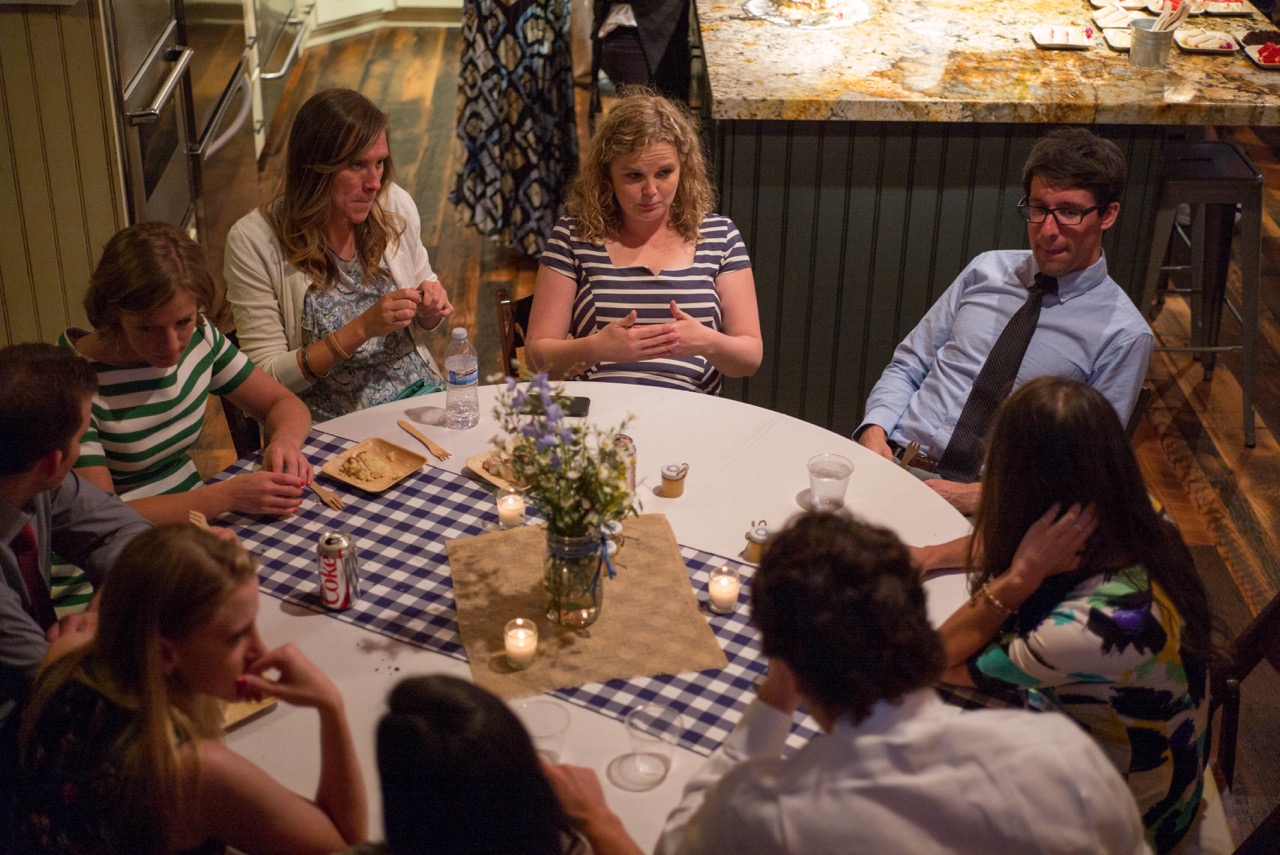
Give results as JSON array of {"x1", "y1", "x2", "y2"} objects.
[
  {"x1": 716, "y1": 119, "x2": 1166, "y2": 436},
  {"x1": 0, "y1": 0, "x2": 126, "y2": 346}
]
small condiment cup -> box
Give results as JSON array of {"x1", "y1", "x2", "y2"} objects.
[{"x1": 661, "y1": 463, "x2": 690, "y2": 498}]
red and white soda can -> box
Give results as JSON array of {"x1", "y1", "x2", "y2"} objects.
[{"x1": 316, "y1": 530, "x2": 361, "y2": 610}]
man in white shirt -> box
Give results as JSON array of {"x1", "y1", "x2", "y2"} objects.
[{"x1": 656, "y1": 512, "x2": 1152, "y2": 855}]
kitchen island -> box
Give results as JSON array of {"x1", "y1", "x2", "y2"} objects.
[{"x1": 697, "y1": 0, "x2": 1277, "y2": 431}]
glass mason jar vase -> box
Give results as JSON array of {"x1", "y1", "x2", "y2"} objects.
[{"x1": 544, "y1": 530, "x2": 603, "y2": 629}]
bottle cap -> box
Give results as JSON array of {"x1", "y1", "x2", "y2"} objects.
[
  {"x1": 452, "y1": 327, "x2": 466, "y2": 339},
  {"x1": 662, "y1": 463, "x2": 690, "y2": 480},
  {"x1": 748, "y1": 525, "x2": 771, "y2": 544}
]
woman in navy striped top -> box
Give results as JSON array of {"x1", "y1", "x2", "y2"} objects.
[{"x1": 526, "y1": 93, "x2": 762, "y2": 394}]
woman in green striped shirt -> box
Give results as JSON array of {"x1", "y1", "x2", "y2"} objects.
[{"x1": 63, "y1": 222, "x2": 313, "y2": 522}]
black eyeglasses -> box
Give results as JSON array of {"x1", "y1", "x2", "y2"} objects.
[{"x1": 1016, "y1": 198, "x2": 1104, "y2": 226}]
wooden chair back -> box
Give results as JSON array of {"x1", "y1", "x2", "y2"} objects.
[{"x1": 495, "y1": 288, "x2": 534, "y2": 376}]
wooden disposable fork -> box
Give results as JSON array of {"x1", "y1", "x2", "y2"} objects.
[
  {"x1": 397, "y1": 419, "x2": 451, "y2": 461},
  {"x1": 311, "y1": 482, "x2": 346, "y2": 511},
  {"x1": 188, "y1": 509, "x2": 213, "y2": 531},
  {"x1": 898, "y1": 440, "x2": 921, "y2": 470}
]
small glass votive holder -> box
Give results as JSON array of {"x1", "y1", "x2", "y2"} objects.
[
  {"x1": 496, "y1": 489, "x2": 525, "y2": 529},
  {"x1": 504, "y1": 618, "x2": 538, "y2": 669},
  {"x1": 707, "y1": 565, "x2": 741, "y2": 614}
]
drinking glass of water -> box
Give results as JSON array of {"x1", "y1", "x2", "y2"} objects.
[
  {"x1": 807, "y1": 453, "x2": 854, "y2": 511},
  {"x1": 606, "y1": 703, "x2": 686, "y2": 792}
]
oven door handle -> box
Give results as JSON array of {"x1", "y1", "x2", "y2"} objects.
[
  {"x1": 261, "y1": 5, "x2": 313, "y2": 81},
  {"x1": 127, "y1": 46, "x2": 194, "y2": 126},
  {"x1": 191, "y1": 54, "x2": 253, "y2": 160}
]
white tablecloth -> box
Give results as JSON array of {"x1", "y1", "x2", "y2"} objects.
[{"x1": 227, "y1": 382, "x2": 972, "y2": 849}]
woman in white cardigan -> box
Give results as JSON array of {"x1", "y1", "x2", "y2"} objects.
[{"x1": 225, "y1": 88, "x2": 453, "y2": 421}]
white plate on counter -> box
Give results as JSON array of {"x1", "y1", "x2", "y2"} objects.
[
  {"x1": 1031, "y1": 25, "x2": 1097, "y2": 48},
  {"x1": 1103, "y1": 27, "x2": 1133, "y2": 49},
  {"x1": 1146, "y1": 0, "x2": 1204, "y2": 14},
  {"x1": 1093, "y1": 6, "x2": 1144, "y2": 27},
  {"x1": 1091, "y1": 0, "x2": 1148, "y2": 9},
  {"x1": 1243, "y1": 42, "x2": 1280, "y2": 67},
  {"x1": 1202, "y1": 0, "x2": 1253, "y2": 14},
  {"x1": 1174, "y1": 28, "x2": 1240, "y2": 51}
]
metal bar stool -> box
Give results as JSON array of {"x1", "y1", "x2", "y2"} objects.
[{"x1": 1139, "y1": 139, "x2": 1262, "y2": 447}]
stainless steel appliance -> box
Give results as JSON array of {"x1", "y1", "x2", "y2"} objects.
[{"x1": 103, "y1": 0, "x2": 196, "y2": 226}]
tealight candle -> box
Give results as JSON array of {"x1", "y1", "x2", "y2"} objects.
[
  {"x1": 707, "y1": 566, "x2": 741, "y2": 614},
  {"x1": 497, "y1": 490, "x2": 525, "y2": 529},
  {"x1": 504, "y1": 618, "x2": 538, "y2": 669}
]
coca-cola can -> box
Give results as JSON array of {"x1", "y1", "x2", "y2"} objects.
[
  {"x1": 613, "y1": 434, "x2": 637, "y2": 495},
  {"x1": 316, "y1": 530, "x2": 361, "y2": 610}
]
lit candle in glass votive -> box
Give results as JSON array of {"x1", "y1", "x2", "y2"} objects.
[
  {"x1": 504, "y1": 618, "x2": 538, "y2": 669},
  {"x1": 708, "y1": 566, "x2": 741, "y2": 614},
  {"x1": 496, "y1": 490, "x2": 525, "y2": 529}
]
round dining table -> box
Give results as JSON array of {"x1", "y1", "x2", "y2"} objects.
[{"x1": 225, "y1": 381, "x2": 972, "y2": 849}]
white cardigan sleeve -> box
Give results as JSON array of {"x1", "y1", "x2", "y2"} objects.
[{"x1": 224, "y1": 210, "x2": 310, "y2": 392}]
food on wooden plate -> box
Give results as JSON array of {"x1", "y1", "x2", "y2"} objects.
[
  {"x1": 482, "y1": 451, "x2": 527, "y2": 488},
  {"x1": 340, "y1": 449, "x2": 392, "y2": 482}
]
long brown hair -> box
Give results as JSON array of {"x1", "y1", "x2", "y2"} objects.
[
  {"x1": 968, "y1": 377, "x2": 1211, "y2": 665},
  {"x1": 22, "y1": 525, "x2": 258, "y2": 854},
  {"x1": 265, "y1": 88, "x2": 402, "y2": 289},
  {"x1": 568, "y1": 91, "x2": 714, "y2": 244}
]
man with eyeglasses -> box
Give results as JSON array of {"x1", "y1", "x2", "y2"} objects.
[{"x1": 855, "y1": 128, "x2": 1153, "y2": 515}]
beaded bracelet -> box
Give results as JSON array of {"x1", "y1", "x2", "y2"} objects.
[
  {"x1": 970, "y1": 583, "x2": 1016, "y2": 618},
  {"x1": 326, "y1": 331, "x2": 353, "y2": 361},
  {"x1": 299, "y1": 342, "x2": 328, "y2": 381}
]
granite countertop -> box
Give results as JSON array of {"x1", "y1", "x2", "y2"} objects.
[{"x1": 697, "y1": 0, "x2": 1280, "y2": 124}]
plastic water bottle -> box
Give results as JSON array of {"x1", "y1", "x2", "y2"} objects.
[{"x1": 444, "y1": 327, "x2": 479, "y2": 429}]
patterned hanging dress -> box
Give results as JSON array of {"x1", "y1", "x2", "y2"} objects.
[{"x1": 450, "y1": 0, "x2": 578, "y2": 257}]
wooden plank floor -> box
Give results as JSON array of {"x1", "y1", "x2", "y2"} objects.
[{"x1": 189, "y1": 29, "x2": 1280, "y2": 842}]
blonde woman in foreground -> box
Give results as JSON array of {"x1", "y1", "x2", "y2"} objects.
[{"x1": 16, "y1": 525, "x2": 366, "y2": 854}]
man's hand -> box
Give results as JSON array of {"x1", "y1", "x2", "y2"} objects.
[
  {"x1": 925, "y1": 479, "x2": 981, "y2": 515},
  {"x1": 856, "y1": 425, "x2": 895, "y2": 461}
]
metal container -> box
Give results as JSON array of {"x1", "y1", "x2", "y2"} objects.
[
  {"x1": 316, "y1": 530, "x2": 361, "y2": 610},
  {"x1": 1130, "y1": 19, "x2": 1173, "y2": 69}
]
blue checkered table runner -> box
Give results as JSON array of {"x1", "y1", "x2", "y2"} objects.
[{"x1": 213, "y1": 431, "x2": 820, "y2": 756}]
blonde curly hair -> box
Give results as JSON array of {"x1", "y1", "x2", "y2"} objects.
[{"x1": 568, "y1": 92, "x2": 714, "y2": 244}]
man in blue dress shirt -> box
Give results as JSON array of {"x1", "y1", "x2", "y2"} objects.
[{"x1": 855, "y1": 128, "x2": 1153, "y2": 515}]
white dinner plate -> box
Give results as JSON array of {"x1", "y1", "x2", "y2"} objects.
[
  {"x1": 1030, "y1": 25, "x2": 1097, "y2": 49},
  {"x1": 1090, "y1": 0, "x2": 1148, "y2": 9},
  {"x1": 1243, "y1": 42, "x2": 1280, "y2": 67},
  {"x1": 1146, "y1": 0, "x2": 1205, "y2": 13}
]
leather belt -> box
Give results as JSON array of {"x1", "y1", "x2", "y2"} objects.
[{"x1": 889, "y1": 440, "x2": 940, "y2": 475}]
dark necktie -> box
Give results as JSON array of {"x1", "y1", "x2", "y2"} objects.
[
  {"x1": 937, "y1": 273, "x2": 1058, "y2": 482},
  {"x1": 13, "y1": 521, "x2": 56, "y2": 632}
]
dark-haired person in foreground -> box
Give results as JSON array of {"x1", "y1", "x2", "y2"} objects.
[
  {"x1": 0, "y1": 343, "x2": 151, "y2": 838},
  {"x1": 656, "y1": 512, "x2": 1151, "y2": 855},
  {"x1": 856, "y1": 128, "x2": 1153, "y2": 515}
]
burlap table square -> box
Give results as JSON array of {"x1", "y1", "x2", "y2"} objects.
[{"x1": 447, "y1": 514, "x2": 728, "y2": 700}]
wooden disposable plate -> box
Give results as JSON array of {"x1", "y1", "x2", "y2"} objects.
[
  {"x1": 222, "y1": 697, "x2": 277, "y2": 731},
  {"x1": 465, "y1": 447, "x2": 527, "y2": 493},
  {"x1": 321, "y1": 438, "x2": 426, "y2": 492}
]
